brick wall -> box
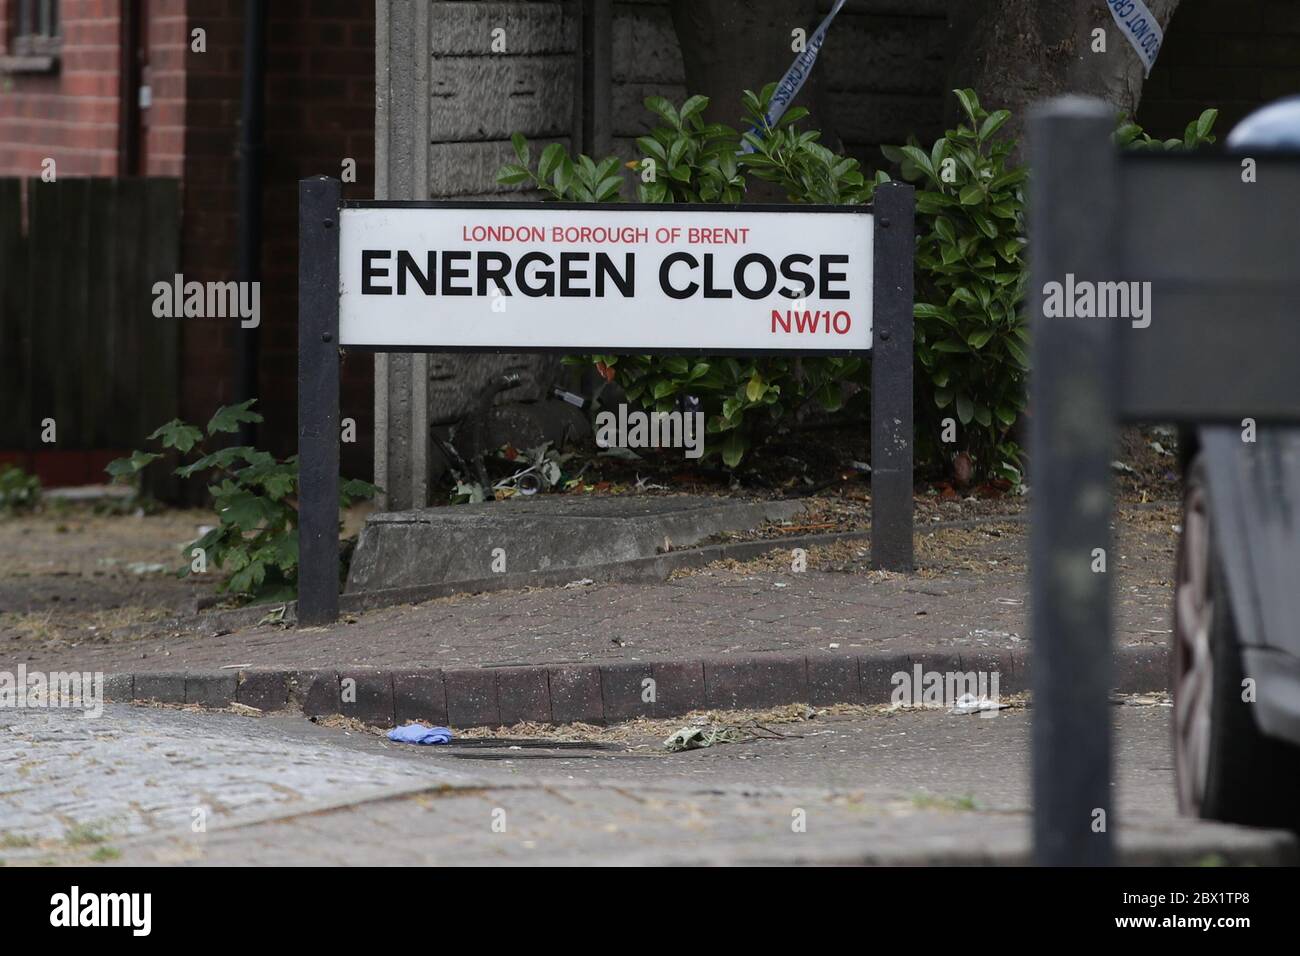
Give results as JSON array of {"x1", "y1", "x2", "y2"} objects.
[
  {"x1": 173, "y1": 0, "x2": 375, "y2": 479},
  {"x1": 145, "y1": 2, "x2": 188, "y2": 177},
  {"x1": 261, "y1": 0, "x2": 375, "y2": 478},
  {"x1": 172, "y1": 2, "x2": 238, "y2": 475},
  {"x1": 0, "y1": 0, "x2": 122, "y2": 175},
  {"x1": 0, "y1": 0, "x2": 376, "y2": 484},
  {"x1": 0, "y1": 0, "x2": 188, "y2": 176}
]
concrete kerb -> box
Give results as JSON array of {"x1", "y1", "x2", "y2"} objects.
[
  {"x1": 107, "y1": 644, "x2": 1171, "y2": 729},
  {"x1": 118, "y1": 526, "x2": 878, "y2": 641},
  {"x1": 344, "y1": 496, "x2": 809, "y2": 592}
]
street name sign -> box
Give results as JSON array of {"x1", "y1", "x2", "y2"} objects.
[
  {"x1": 338, "y1": 203, "x2": 873, "y2": 353},
  {"x1": 297, "y1": 180, "x2": 915, "y2": 627}
]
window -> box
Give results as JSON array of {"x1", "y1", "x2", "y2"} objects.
[{"x1": 11, "y1": 0, "x2": 60, "y2": 57}]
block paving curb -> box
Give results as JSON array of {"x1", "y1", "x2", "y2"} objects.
[{"x1": 105, "y1": 644, "x2": 1169, "y2": 729}]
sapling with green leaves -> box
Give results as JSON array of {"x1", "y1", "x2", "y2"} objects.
[
  {"x1": 497, "y1": 133, "x2": 624, "y2": 202},
  {"x1": 879, "y1": 88, "x2": 1029, "y2": 484},
  {"x1": 107, "y1": 399, "x2": 377, "y2": 602},
  {"x1": 0, "y1": 464, "x2": 40, "y2": 514},
  {"x1": 635, "y1": 94, "x2": 745, "y2": 204},
  {"x1": 1115, "y1": 108, "x2": 1218, "y2": 151},
  {"x1": 882, "y1": 90, "x2": 1218, "y2": 484},
  {"x1": 495, "y1": 87, "x2": 1218, "y2": 482},
  {"x1": 739, "y1": 83, "x2": 884, "y2": 205}
]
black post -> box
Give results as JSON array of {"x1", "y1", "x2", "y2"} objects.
[
  {"x1": 297, "y1": 177, "x2": 341, "y2": 626},
  {"x1": 871, "y1": 181, "x2": 915, "y2": 572},
  {"x1": 1028, "y1": 98, "x2": 1119, "y2": 865}
]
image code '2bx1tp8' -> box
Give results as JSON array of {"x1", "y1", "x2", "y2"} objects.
[{"x1": 337, "y1": 203, "x2": 873, "y2": 354}]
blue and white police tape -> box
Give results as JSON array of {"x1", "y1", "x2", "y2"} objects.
[
  {"x1": 1106, "y1": 0, "x2": 1165, "y2": 77},
  {"x1": 742, "y1": 0, "x2": 848, "y2": 153}
]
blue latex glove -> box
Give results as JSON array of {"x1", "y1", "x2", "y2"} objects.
[{"x1": 387, "y1": 724, "x2": 453, "y2": 745}]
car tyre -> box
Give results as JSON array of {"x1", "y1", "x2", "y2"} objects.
[{"x1": 1173, "y1": 454, "x2": 1300, "y2": 830}]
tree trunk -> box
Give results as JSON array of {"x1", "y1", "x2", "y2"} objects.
[
  {"x1": 946, "y1": 0, "x2": 1181, "y2": 148},
  {"x1": 669, "y1": 0, "x2": 839, "y2": 151}
]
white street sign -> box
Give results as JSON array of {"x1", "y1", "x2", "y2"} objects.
[{"x1": 337, "y1": 204, "x2": 872, "y2": 352}]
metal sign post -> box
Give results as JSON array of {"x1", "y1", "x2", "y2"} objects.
[
  {"x1": 1029, "y1": 97, "x2": 1300, "y2": 865},
  {"x1": 297, "y1": 177, "x2": 914, "y2": 626},
  {"x1": 298, "y1": 176, "x2": 342, "y2": 626},
  {"x1": 1028, "y1": 100, "x2": 1119, "y2": 867}
]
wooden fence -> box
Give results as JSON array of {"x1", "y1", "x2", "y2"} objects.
[{"x1": 0, "y1": 177, "x2": 180, "y2": 485}]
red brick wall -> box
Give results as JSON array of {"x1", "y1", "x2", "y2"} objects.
[
  {"x1": 173, "y1": 2, "x2": 241, "y2": 464},
  {"x1": 1, "y1": 1, "x2": 375, "y2": 484},
  {"x1": 0, "y1": 0, "x2": 187, "y2": 178},
  {"x1": 262, "y1": 0, "x2": 375, "y2": 480},
  {"x1": 176, "y1": 0, "x2": 375, "y2": 479},
  {"x1": 0, "y1": 0, "x2": 123, "y2": 175},
  {"x1": 145, "y1": 1, "x2": 188, "y2": 177}
]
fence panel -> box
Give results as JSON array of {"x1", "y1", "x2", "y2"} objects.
[{"x1": 0, "y1": 177, "x2": 180, "y2": 484}]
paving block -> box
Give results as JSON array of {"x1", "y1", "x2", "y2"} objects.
[
  {"x1": 102, "y1": 673, "x2": 133, "y2": 702},
  {"x1": 496, "y1": 667, "x2": 551, "y2": 725},
  {"x1": 1115, "y1": 645, "x2": 1168, "y2": 694},
  {"x1": 958, "y1": 651, "x2": 1021, "y2": 697},
  {"x1": 548, "y1": 664, "x2": 604, "y2": 724},
  {"x1": 301, "y1": 671, "x2": 341, "y2": 718},
  {"x1": 185, "y1": 673, "x2": 237, "y2": 708},
  {"x1": 704, "y1": 655, "x2": 808, "y2": 711},
  {"x1": 393, "y1": 670, "x2": 448, "y2": 725},
  {"x1": 286, "y1": 670, "x2": 329, "y2": 709},
  {"x1": 599, "y1": 662, "x2": 655, "y2": 722},
  {"x1": 132, "y1": 672, "x2": 187, "y2": 704},
  {"x1": 235, "y1": 671, "x2": 290, "y2": 711},
  {"x1": 860, "y1": 653, "x2": 910, "y2": 704},
  {"x1": 339, "y1": 670, "x2": 395, "y2": 725},
  {"x1": 650, "y1": 660, "x2": 706, "y2": 717},
  {"x1": 807, "y1": 654, "x2": 860, "y2": 706},
  {"x1": 445, "y1": 668, "x2": 500, "y2": 728}
]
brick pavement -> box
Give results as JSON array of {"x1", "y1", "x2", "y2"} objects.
[
  {"x1": 2, "y1": 704, "x2": 1292, "y2": 867},
  {"x1": 6, "y1": 564, "x2": 1173, "y2": 675}
]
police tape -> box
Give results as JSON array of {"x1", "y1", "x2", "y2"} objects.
[
  {"x1": 1106, "y1": 0, "x2": 1164, "y2": 77},
  {"x1": 742, "y1": 0, "x2": 848, "y2": 153}
]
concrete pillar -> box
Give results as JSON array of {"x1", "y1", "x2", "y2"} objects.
[
  {"x1": 373, "y1": 0, "x2": 430, "y2": 511},
  {"x1": 372, "y1": 1, "x2": 613, "y2": 506}
]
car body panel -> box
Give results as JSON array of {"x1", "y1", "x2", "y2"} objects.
[{"x1": 1201, "y1": 425, "x2": 1300, "y2": 744}]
